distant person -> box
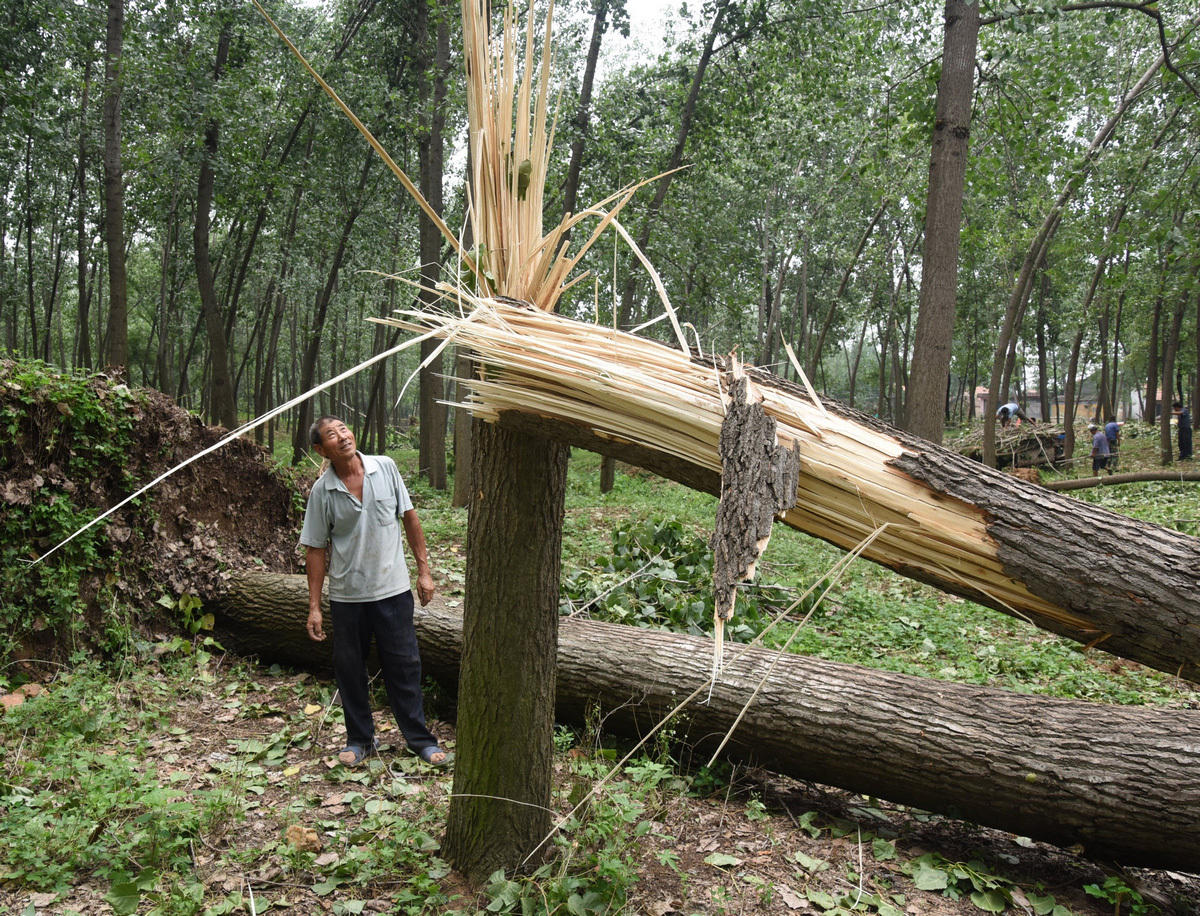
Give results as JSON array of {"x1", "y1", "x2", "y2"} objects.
[
  {"x1": 1089, "y1": 423, "x2": 1111, "y2": 475},
  {"x1": 1104, "y1": 418, "x2": 1120, "y2": 470},
  {"x1": 300, "y1": 415, "x2": 448, "y2": 768},
  {"x1": 996, "y1": 401, "x2": 1029, "y2": 428},
  {"x1": 1174, "y1": 401, "x2": 1193, "y2": 460}
]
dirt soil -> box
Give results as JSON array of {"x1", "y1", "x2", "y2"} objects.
[{"x1": 1, "y1": 366, "x2": 304, "y2": 668}]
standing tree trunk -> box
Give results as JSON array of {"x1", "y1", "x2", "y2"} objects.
[
  {"x1": 905, "y1": 0, "x2": 980, "y2": 444},
  {"x1": 75, "y1": 56, "x2": 94, "y2": 370},
  {"x1": 194, "y1": 23, "x2": 237, "y2": 429},
  {"x1": 807, "y1": 200, "x2": 888, "y2": 379},
  {"x1": 290, "y1": 152, "x2": 373, "y2": 464},
  {"x1": 442, "y1": 421, "x2": 570, "y2": 883},
  {"x1": 417, "y1": 0, "x2": 449, "y2": 489},
  {"x1": 1160, "y1": 289, "x2": 1186, "y2": 464},
  {"x1": 562, "y1": 0, "x2": 612, "y2": 223},
  {"x1": 101, "y1": 0, "x2": 128, "y2": 371},
  {"x1": 1035, "y1": 274, "x2": 1050, "y2": 423},
  {"x1": 1146, "y1": 291, "x2": 1162, "y2": 423}
]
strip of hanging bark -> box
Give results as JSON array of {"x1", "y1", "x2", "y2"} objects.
[
  {"x1": 711, "y1": 359, "x2": 800, "y2": 625},
  {"x1": 207, "y1": 573, "x2": 1200, "y2": 872},
  {"x1": 375, "y1": 303, "x2": 1200, "y2": 683},
  {"x1": 1045, "y1": 470, "x2": 1200, "y2": 491}
]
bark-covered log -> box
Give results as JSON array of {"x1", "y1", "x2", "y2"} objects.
[
  {"x1": 209, "y1": 571, "x2": 1200, "y2": 871},
  {"x1": 1045, "y1": 470, "x2": 1200, "y2": 491}
]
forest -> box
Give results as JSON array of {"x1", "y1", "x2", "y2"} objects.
[
  {"x1": 4, "y1": 0, "x2": 1198, "y2": 464},
  {"x1": 4, "y1": 0, "x2": 1200, "y2": 913}
]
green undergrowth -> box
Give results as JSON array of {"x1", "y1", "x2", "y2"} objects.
[{"x1": 0, "y1": 360, "x2": 142, "y2": 661}]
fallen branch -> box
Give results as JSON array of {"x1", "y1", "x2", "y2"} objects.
[{"x1": 1045, "y1": 469, "x2": 1200, "y2": 491}]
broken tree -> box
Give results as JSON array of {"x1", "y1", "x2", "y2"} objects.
[
  {"x1": 378, "y1": 301, "x2": 1200, "y2": 684},
  {"x1": 208, "y1": 573, "x2": 1200, "y2": 872}
]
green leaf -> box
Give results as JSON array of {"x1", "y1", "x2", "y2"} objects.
[
  {"x1": 805, "y1": 887, "x2": 837, "y2": 910},
  {"x1": 872, "y1": 837, "x2": 896, "y2": 860},
  {"x1": 911, "y1": 860, "x2": 950, "y2": 891},
  {"x1": 105, "y1": 880, "x2": 141, "y2": 916},
  {"x1": 795, "y1": 850, "x2": 830, "y2": 872},
  {"x1": 703, "y1": 852, "x2": 742, "y2": 868},
  {"x1": 1027, "y1": 892, "x2": 1057, "y2": 914},
  {"x1": 970, "y1": 889, "x2": 1008, "y2": 913}
]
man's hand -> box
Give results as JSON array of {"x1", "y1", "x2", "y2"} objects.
[
  {"x1": 307, "y1": 607, "x2": 326, "y2": 641},
  {"x1": 416, "y1": 571, "x2": 436, "y2": 607}
]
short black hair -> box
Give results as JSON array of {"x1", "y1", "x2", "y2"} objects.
[
  {"x1": 310, "y1": 415, "x2": 345, "y2": 446},
  {"x1": 1173, "y1": 401, "x2": 1183, "y2": 410}
]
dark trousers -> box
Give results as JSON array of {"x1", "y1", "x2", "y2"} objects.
[{"x1": 330, "y1": 591, "x2": 437, "y2": 753}]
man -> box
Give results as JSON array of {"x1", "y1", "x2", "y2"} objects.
[
  {"x1": 300, "y1": 415, "x2": 448, "y2": 767},
  {"x1": 1104, "y1": 418, "x2": 1120, "y2": 471},
  {"x1": 1174, "y1": 401, "x2": 1193, "y2": 461},
  {"x1": 996, "y1": 401, "x2": 1029, "y2": 428},
  {"x1": 1089, "y1": 423, "x2": 1111, "y2": 475}
]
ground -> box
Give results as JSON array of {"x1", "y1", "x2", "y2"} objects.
[{"x1": 3, "y1": 654, "x2": 1198, "y2": 914}]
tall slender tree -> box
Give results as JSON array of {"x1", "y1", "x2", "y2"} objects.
[
  {"x1": 193, "y1": 20, "x2": 237, "y2": 428},
  {"x1": 906, "y1": 0, "x2": 980, "y2": 444},
  {"x1": 101, "y1": 0, "x2": 129, "y2": 370}
]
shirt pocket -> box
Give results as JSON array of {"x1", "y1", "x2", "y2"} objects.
[{"x1": 374, "y1": 494, "x2": 399, "y2": 527}]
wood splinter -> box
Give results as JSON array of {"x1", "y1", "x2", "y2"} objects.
[{"x1": 710, "y1": 357, "x2": 800, "y2": 676}]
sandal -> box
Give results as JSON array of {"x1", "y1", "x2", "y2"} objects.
[
  {"x1": 337, "y1": 738, "x2": 378, "y2": 767},
  {"x1": 413, "y1": 744, "x2": 451, "y2": 767}
]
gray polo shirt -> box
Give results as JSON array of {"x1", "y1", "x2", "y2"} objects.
[{"x1": 299, "y1": 453, "x2": 414, "y2": 602}]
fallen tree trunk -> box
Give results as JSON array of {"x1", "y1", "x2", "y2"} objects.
[
  {"x1": 379, "y1": 304, "x2": 1200, "y2": 683},
  {"x1": 1045, "y1": 469, "x2": 1200, "y2": 491},
  {"x1": 209, "y1": 571, "x2": 1200, "y2": 871}
]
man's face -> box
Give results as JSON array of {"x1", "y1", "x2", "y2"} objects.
[{"x1": 315, "y1": 419, "x2": 356, "y2": 460}]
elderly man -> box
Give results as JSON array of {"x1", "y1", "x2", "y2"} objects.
[{"x1": 300, "y1": 415, "x2": 447, "y2": 766}]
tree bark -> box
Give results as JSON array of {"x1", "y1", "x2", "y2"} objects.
[
  {"x1": 416, "y1": 0, "x2": 448, "y2": 490},
  {"x1": 208, "y1": 575, "x2": 1200, "y2": 872},
  {"x1": 442, "y1": 421, "x2": 570, "y2": 882},
  {"x1": 193, "y1": 22, "x2": 237, "y2": 429},
  {"x1": 451, "y1": 350, "x2": 474, "y2": 508},
  {"x1": 101, "y1": 0, "x2": 128, "y2": 371},
  {"x1": 905, "y1": 0, "x2": 980, "y2": 445}
]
